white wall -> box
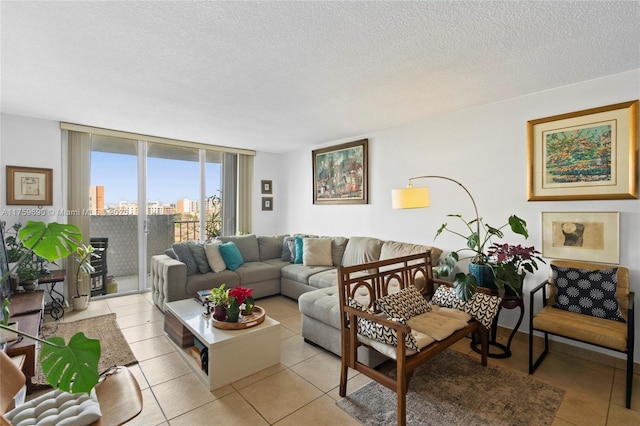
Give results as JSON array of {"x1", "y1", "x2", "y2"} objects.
[
  {"x1": 1, "y1": 114, "x2": 63, "y2": 229},
  {"x1": 252, "y1": 151, "x2": 280, "y2": 235},
  {"x1": 275, "y1": 69, "x2": 640, "y2": 360}
]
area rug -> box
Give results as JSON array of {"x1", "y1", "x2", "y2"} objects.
[
  {"x1": 337, "y1": 350, "x2": 565, "y2": 426},
  {"x1": 33, "y1": 313, "x2": 137, "y2": 388}
]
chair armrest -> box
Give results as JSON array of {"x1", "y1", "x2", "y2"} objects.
[{"x1": 530, "y1": 280, "x2": 548, "y2": 296}]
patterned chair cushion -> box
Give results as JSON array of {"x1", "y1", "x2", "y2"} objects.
[
  {"x1": 349, "y1": 298, "x2": 420, "y2": 351},
  {"x1": 431, "y1": 286, "x2": 501, "y2": 329},
  {"x1": 552, "y1": 265, "x2": 625, "y2": 322},
  {"x1": 376, "y1": 286, "x2": 431, "y2": 319}
]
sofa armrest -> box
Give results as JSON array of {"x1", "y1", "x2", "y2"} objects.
[{"x1": 150, "y1": 255, "x2": 187, "y2": 311}]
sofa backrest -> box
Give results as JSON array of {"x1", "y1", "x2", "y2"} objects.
[
  {"x1": 216, "y1": 234, "x2": 260, "y2": 262},
  {"x1": 257, "y1": 234, "x2": 288, "y2": 261},
  {"x1": 341, "y1": 236, "x2": 384, "y2": 268},
  {"x1": 380, "y1": 240, "x2": 443, "y2": 265}
]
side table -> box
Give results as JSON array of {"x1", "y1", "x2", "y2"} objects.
[
  {"x1": 471, "y1": 292, "x2": 524, "y2": 358},
  {"x1": 38, "y1": 269, "x2": 66, "y2": 320}
]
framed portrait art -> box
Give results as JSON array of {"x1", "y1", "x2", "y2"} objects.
[
  {"x1": 262, "y1": 197, "x2": 273, "y2": 211},
  {"x1": 541, "y1": 211, "x2": 619, "y2": 264},
  {"x1": 6, "y1": 166, "x2": 53, "y2": 205},
  {"x1": 261, "y1": 180, "x2": 272, "y2": 194},
  {"x1": 312, "y1": 139, "x2": 368, "y2": 205},
  {"x1": 527, "y1": 100, "x2": 638, "y2": 201}
]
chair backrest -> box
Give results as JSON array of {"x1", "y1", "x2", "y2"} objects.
[
  {"x1": 547, "y1": 259, "x2": 630, "y2": 317},
  {"x1": 0, "y1": 351, "x2": 26, "y2": 414},
  {"x1": 337, "y1": 251, "x2": 433, "y2": 315}
]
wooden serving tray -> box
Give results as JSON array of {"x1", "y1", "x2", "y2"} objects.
[{"x1": 211, "y1": 306, "x2": 266, "y2": 330}]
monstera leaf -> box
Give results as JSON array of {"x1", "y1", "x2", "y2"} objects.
[
  {"x1": 453, "y1": 272, "x2": 478, "y2": 302},
  {"x1": 18, "y1": 221, "x2": 82, "y2": 262},
  {"x1": 39, "y1": 332, "x2": 101, "y2": 394}
]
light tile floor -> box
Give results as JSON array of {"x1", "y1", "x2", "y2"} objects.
[{"x1": 43, "y1": 293, "x2": 640, "y2": 425}]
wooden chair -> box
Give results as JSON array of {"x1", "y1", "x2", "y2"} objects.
[
  {"x1": 529, "y1": 259, "x2": 635, "y2": 408},
  {"x1": 338, "y1": 252, "x2": 488, "y2": 426},
  {"x1": 1, "y1": 351, "x2": 143, "y2": 425}
]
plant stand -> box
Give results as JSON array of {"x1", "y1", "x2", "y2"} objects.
[{"x1": 470, "y1": 293, "x2": 524, "y2": 358}]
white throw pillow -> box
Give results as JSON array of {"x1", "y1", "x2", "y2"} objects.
[
  {"x1": 204, "y1": 241, "x2": 227, "y2": 273},
  {"x1": 5, "y1": 388, "x2": 101, "y2": 426},
  {"x1": 302, "y1": 238, "x2": 333, "y2": 266}
]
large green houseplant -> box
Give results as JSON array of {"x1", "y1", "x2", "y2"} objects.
[
  {"x1": 434, "y1": 213, "x2": 531, "y2": 300},
  {"x1": 0, "y1": 221, "x2": 101, "y2": 394}
]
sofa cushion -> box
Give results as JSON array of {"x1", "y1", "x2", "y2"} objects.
[
  {"x1": 342, "y1": 236, "x2": 384, "y2": 267},
  {"x1": 187, "y1": 242, "x2": 211, "y2": 274},
  {"x1": 204, "y1": 241, "x2": 227, "y2": 273},
  {"x1": 303, "y1": 238, "x2": 333, "y2": 266},
  {"x1": 234, "y1": 261, "x2": 281, "y2": 284},
  {"x1": 320, "y1": 236, "x2": 349, "y2": 266},
  {"x1": 552, "y1": 265, "x2": 625, "y2": 322},
  {"x1": 218, "y1": 242, "x2": 244, "y2": 271},
  {"x1": 258, "y1": 234, "x2": 287, "y2": 261},
  {"x1": 172, "y1": 242, "x2": 199, "y2": 275},
  {"x1": 164, "y1": 248, "x2": 177, "y2": 259},
  {"x1": 216, "y1": 234, "x2": 260, "y2": 262},
  {"x1": 380, "y1": 240, "x2": 443, "y2": 264},
  {"x1": 281, "y1": 264, "x2": 333, "y2": 284},
  {"x1": 293, "y1": 237, "x2": 304, "y2": 264},
  {"x1": 186, "y1": 270, "x2": 240, "y2": 295}
]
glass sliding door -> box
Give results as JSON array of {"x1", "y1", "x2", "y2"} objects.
[{"x1": 90, "y1": 135, "x2": 140, "y2": 295}]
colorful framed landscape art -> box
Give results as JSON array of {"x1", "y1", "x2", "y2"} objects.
[
  {"x1": 312, "y1": 139, "x2": 368, "y2": 205},
  {"x1": 527, "y1": 100, "x2": 638, "y2": 201},
  {"x1": 6, "y1": 165, "x2": 53, "y2": 205},
  {"x1": 541, "y1": 211, "x2": 619, "y2": 264}
]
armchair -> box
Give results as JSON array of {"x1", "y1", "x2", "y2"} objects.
[{"x1": 529, "y1": 259, "x2": 635, "y2": 408}]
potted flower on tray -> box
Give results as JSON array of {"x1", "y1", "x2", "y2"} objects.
[{"x1": 229, "y1": 286, "x2": 254, "y2": 317}]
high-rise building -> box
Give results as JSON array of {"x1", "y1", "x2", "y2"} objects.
[{"x1": 89, "y1": 185, "x2": 104, "y2": 214}]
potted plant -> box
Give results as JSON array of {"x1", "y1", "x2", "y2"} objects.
[
  {"x1": 4, "y1": 222, "x2": 51, "y2": 291},
  {"x1": 227, "y1": 286, "x2": 254, "y2": 322},
  {"x1": 0, "y1": 298, "x2": 19, "y2": 343},
  {"x1": 487, "y1": 243, "x2": 545, "y2": 297},
  {"x1": 434, "y1": 214, "x2": 531, "y2": 300},
  {"x1": 0, "y1": 221, "x2": 101, "y2": 394},
  {"x1": 208, "y1": 284, "x2": 229, "y2": 321},
  {"x1": 71, "y1": 244, "x2": 99, "y2": 311}
]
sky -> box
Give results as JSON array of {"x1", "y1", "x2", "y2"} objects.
[{"x1": 91, "y1": 152, "x2": 222, "y2": 206}]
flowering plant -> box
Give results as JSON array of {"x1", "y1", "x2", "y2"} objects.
[
  {"x1": 486, "y1": 243, "x2": 545, "y2": 296},
  {"x1": 228, "y1": 286, "x2": 253, "y2": 306}
]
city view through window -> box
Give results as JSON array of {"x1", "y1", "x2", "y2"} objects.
[{"x1": 91, "y1": 151, "x2": 223, "y2": 241}]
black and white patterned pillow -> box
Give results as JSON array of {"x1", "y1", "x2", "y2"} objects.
[
  {"x1": 376, "y1": 286, "x2": 431, "y2": 320},
  {"x1": 431, "y1": 286, "x2": 501, "y2": 329},
  {"x1": 552, "y1": 265, "x2": 625, "y2": 322},
  {"x1": 349, "y1": 299, "x2": 420, "y2": 351}
]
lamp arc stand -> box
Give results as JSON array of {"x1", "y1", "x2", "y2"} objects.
[{"x1": 405, "y1": 175, "x2": 481, "y2": 250}]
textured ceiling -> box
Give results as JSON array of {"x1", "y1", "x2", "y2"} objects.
[{"x1": 1, "y1": 1, "x2": 639, "y2": 153}]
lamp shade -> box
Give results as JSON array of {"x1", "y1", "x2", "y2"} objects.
[{"x1": 391, "y1": 187, "x2": 430, "y2": 209}]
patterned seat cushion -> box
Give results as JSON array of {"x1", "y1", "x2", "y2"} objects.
[{"x1": 431, "y1": 286, "x2": 501, "y2": 329}]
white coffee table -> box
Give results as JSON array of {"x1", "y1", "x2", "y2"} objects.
[{"x1": 164, "y1": 299, "x2": 281, "y2": 390}]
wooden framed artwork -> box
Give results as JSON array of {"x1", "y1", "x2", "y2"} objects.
[
  {"x1": 312, "y1": 139, "x2": 368, "y2": 205},
  {"x1": 6, "y1": 166, "x2": 53, "y2": 205},
  {"x1": 527, "y1": 100, "x2": 638, "y2": 201},
  {"x1": 262, "y1": 197, "x2": 273, "y2": 211},
  {"x1": 261, "y1": 180, "x2": 272, "y2": 194},
  {"x1": 541, "y1": 211, "x2": 619, "y2": 264}
]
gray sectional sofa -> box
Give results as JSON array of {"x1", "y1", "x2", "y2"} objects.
[{"x1": 150, "y1": 233, "x2": 442, "y2": 366}]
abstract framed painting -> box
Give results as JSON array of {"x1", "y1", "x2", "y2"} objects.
[
  {"x1": 527, "y1": 100, "x2": 638, "y2": 201},
  {"x1": 541, "y1": 211, "x2": 619, "y2": 264},
  {"x1": 312, "y1": 139, "x2": 368, "y2": 205}
]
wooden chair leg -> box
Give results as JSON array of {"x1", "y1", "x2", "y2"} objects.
[
  {"x1": 339, "y1": 360, "x2": 348, "y2": 397},
  {"x1": 626, "y1": 350, "x2": 633, "y2": 409}
]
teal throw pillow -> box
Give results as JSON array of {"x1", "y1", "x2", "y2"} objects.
[
  {"x1": 294, "y1": 237, "x2": 304, "y2": 264},
  {"x1": 218, "y1": 242, "x2": 244, "y2": 271}
]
